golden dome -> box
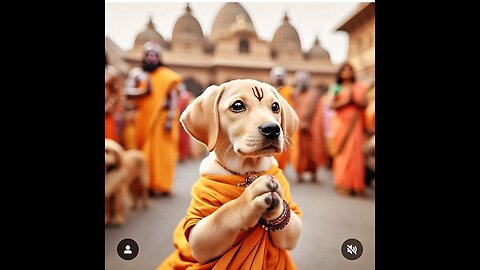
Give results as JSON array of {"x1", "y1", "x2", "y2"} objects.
[
  {"x1": 134, "y1": 17, "x2": 168, "y2": 49},
  {"x1": 272, "y1": 14, "x2": 302, "y2": 54},
  {"x1": 172, "y1": 4, "x2": 204, "y2": 44},
  {"x1": 307, "y1": 36, "x2": 331, "y2": 62},
  {"x1": 210, "y1": 3, "x2": 256, "y2": 40}
]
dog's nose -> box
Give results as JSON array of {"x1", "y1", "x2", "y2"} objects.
[{"x1": 258, "y1": 122, "x2": 281, "y2": 139}]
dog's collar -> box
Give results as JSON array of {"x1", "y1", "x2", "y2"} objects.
[{"x1": 215, "y1": 159, "x2": 263, "y2": 187}]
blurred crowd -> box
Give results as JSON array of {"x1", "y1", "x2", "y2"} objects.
[
  {"x1": 270, "y1": 63, "x2": 375, "y2": 196},
  {"x1": 105, "y1": 41, "x2": 375, "y2": 226}
]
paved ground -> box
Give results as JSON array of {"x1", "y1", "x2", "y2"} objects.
[{"x1": 105, "y1": 159, "x2": 375, "y2": 270}]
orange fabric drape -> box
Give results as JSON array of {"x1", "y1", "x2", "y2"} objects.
[
  {"x1": 274, "y1": 85, "x2": 295, "y2": 169},
  {"x1": 331, "y1": 83, "x2": 368, "y2": 193},
  {"x1": 105, "y1": 65, "x2": 123, "y2": 143},
  {"x1": 105, "y1": 115, "x2": 119, "y2": 142},
  {"x1": 135, "y1": 67, "x2": 182, "y2": 193},
  {"x1": 122, "y1": 112, "x2": 137, "y2": 150},
  {"x1": 290, "y1": 90, "x2": 328, "y2": 174},
  {"x1": 157, "y1": 166, "x2": 302, "y2": 270}
]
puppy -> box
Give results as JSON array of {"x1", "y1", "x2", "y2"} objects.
[
  {"x1": 170, "y1": 79, "x2": 302, "y2": 266},
  {"x1": 105, "y1": 139, "x2": 149, "y2": 226}
]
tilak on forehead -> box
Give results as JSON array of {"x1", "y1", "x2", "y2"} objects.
[{"x1": 251, "y1": 86, "x2": 279, "y2": 101}]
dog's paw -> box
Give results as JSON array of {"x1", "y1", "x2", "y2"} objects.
[
  {"x1": 251, "y1": 192, "x2": 273, "y2": 210},
  {"x1": 262, "y1": 192, "x2": 284, "y2": 221},
  {"x1": 236, "y1": 175, "x2": 283, "y2": 227},
  {"x1": 238, "y1": 175, "x2": 285, "y2": 224},
  {"x1": 243, "y1": 175, "x2": 283, "y2": 201},
  {"x1": 111, "y1": 216, "x2": 125, "y2": 226}
]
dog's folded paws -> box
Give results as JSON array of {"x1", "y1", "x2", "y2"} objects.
[
  {"x1": 266, "y1": 192, "x2": 280, "y2": 212},
  {"x1": 243, "y1": 175, "x2": 283, "y2": 199},
  {"x1": 262, "y1": 192, "x2": 284, "y2": 221},
  {"x1": 266, "y1": 179, "x2": 279, "y2": 192},
  {"x1": 237, "y1": 175, "x2": 284, "y2": 227},
  {"x1": 252, "y1": 192, "x2": 276, "y2": 210}
]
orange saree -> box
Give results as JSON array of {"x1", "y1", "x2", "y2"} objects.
[
  {"x1": 331, "y1": 83, "x2": 368, "y2": 193},
  {"x1": 135, "y1": 67, "x2": 182, "y2": 193},
  {"x1": 157, "y1": 166, "x2": 302, "y2": 270}
]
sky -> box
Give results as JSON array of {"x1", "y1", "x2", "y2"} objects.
[{"x1": 105, "y1": 1, "x2": 370, "y2": 65}]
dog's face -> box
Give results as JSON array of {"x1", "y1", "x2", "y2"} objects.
[
  {"x1": 105, "y1": 139, "x2": 123, "y2": 172},
  {"x1": 218, "y1": 81, "x2": 283, "y2": 157},
  {"x1": 181, "y1": 79, "x2": 298, "y2": 157}
]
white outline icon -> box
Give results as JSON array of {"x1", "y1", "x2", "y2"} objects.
[{"x1": 347, "y1": 244, "x2": 357, "y2": 255}]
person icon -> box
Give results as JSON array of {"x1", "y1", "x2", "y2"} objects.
[
  {"x1": 117, "y1": 238, "x2": 139, "y2": 260},
  {"x1": 124, "y1": 245, "x2": 132, "y2": 254}
]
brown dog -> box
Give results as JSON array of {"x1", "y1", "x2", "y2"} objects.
[
  {"x1": 179, "y1": 79, "x2": 302, "y2": 264},
  {"x1": 105, "y1": 139, "x2": 149, "y2": 226}
]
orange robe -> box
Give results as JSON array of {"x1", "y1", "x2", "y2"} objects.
[
  {"x1": 274, "y1": 85, "x2": 295, "y2": 169},
  {"x1": 331, "y1": 83, "x2": 368, "y2": 193},
  {"x1": 105, "y1": 65, "x2": 123, "y2": 143},
  {"x1": 157, "y1": 166, "x2": 302, "y2": 270},
  {"x1": 105, "y1": 116, "x2": 118, "y2": 142},
  {"x1": 290, "y1": 89, "x2": 328, "y2": 174},
  {"x1": 122, "y1": 111, "x2": 137, "y2": 150},
  {"x1": 135, "y1": 67, "x2": 182, "y2": 193}
]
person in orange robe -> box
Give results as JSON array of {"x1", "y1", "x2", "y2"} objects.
[
  {"x1": 329, "y1": 63, "x2": 368, "y2": 196},
  {"x1": 290, "y1": 71, "x2": 329, "y2": 182},
  {"x1": 105, "y1": 52, "x2": 124, "y2": 143},
  {"x1": 157, "y1": 165, "x2": 302, "y2": 270},
  {"x1": 270, "y1": 66, "x2": 295, "y2": 170},
  {"x1": 127, "y1": 42, "x2": 182, "y2": 196},
  {"x1": 123, "y1": 67, "x2": 147, "y2": 150}
]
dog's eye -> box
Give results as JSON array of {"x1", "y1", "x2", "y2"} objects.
[
  {"x1": 271, "y1": 102, "x2": 280, "y2": 113},
  {"x1": 230, "y1": 100, "x2": 246, "y2": 113}
]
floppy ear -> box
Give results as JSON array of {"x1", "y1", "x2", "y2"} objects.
[
  {"x1": 278, "y1": 91, "x2": 299, "y2": 140},
  {"x1": 105, "y1": 139, "x2": 124, "y2": 167},
  {"x1": 180, "y1": 84, "x2": 226, "y2": 152}
]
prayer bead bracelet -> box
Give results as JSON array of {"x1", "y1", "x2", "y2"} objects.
[{"x1": 259, "y1": 200, "x2": 291, "y2": 232}]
